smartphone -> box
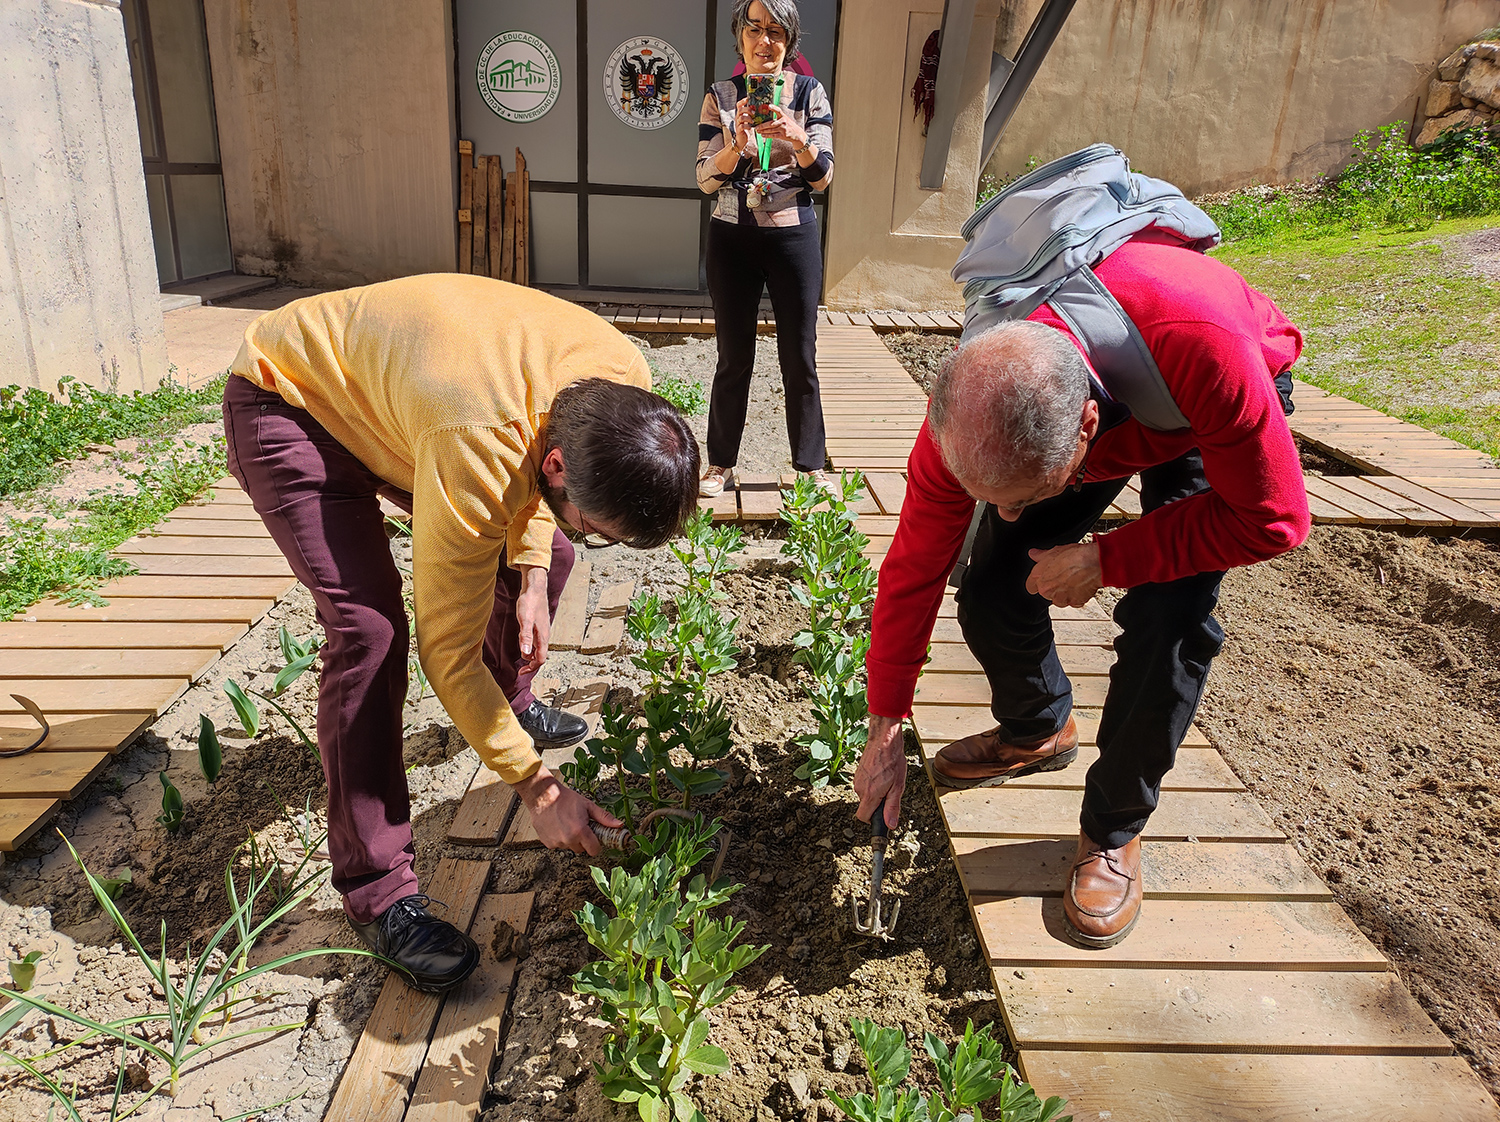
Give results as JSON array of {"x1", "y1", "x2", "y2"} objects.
[{"x1": 745, "y1": 73, "x2": 778, "y2": 128}]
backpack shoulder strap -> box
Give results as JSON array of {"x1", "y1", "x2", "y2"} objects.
[{"x1": 1046, "y1": 266, "x2": 1190, "y2": 433}]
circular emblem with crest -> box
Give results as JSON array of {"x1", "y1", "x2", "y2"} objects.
[
  {"x1": 477, "y1": 31, "x2": 561, "y2": 123},
  {"x1": 603, "y1": 36, "x2": 689, "y2": 130}
]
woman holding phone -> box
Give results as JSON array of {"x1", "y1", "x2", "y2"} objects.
[{"x1": 695, "y1": 0, "x2": 834, "y2": 496}]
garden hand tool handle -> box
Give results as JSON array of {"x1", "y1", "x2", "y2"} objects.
[{"x1": 868, "y1": 798, "x2": 890, "y2": 896}]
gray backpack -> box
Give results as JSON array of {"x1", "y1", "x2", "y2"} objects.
[{"x1": 952, "y1": 144, "x2": 1221, "y2": 432}]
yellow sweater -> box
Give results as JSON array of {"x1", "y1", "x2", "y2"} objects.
[{"x1": 230, "y1": 274, "x2": 652, "y2": 784}]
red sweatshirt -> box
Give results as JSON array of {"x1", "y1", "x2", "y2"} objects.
[{"x1": 866, "y1": 239, "x2": 1310, "y2": 720}]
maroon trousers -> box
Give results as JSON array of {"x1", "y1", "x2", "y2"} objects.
[{"x1": 223, "y1": 376, "x2": 573, "y2": 922}]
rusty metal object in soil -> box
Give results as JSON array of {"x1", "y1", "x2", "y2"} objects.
[
  {"x1": 0, "y1": 695, "x2": 49, "y2": 757},
  {"x1": 590, "y1": 807, "x2": 732, "y2": 882},
  {"x1": 852, "y1": 798, "x2": 901, "y2": 942}
]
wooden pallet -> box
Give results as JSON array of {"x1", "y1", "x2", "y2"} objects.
[
  {"x1": 855, "y1": 518, "x2": 1500, "y2": 1117},
  {"x1": 0, "y1": 478, "x2": 300, "y2": 851}
]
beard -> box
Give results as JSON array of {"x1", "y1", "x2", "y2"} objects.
[{"x1": 537, "y1": 471, "x2": 570, "y2": 523}]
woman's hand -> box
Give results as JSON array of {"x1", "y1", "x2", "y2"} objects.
[
  {"x1": 731, "y1": 97, "x2": 755, "y2": 151},
  {"x1": 515, "y1": 565, "x2": 550, "y2": 673},
  {"x1": 756, "y1": 104, "x2": 808, "y2": 149}
]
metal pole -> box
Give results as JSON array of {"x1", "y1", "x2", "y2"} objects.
[{"x1": 981, "y1": 0, "x2": 1077, "y2": 168}]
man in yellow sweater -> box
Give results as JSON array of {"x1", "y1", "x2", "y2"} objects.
[{"x1": 225, "y1": 275, "x2": 700, "y2": 992}]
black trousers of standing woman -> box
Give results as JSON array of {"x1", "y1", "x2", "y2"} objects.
[{"x1": 705, "y1": 218, "x2": 827, "y2": 472}]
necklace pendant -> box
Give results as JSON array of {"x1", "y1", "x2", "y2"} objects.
[{"x1": 746, "y1": 185, "x2": 762, "y2": 209}]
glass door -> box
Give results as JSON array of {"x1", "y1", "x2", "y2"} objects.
[{"x1": 122, "y1": 0, "x2": 233, "y2": 285}]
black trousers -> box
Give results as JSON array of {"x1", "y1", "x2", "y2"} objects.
[
  {"x1": 956, "y1": 451, "x2": 1226, "y2": 849},
  {"x1": 705, "y1": 218, "x2": 826, "y2": 472}
]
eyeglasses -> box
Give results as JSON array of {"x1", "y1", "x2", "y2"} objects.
[
  {"x1": 577, "y1": 510, "x2": 623, "y2": 547},
  {"x1": 743, "y1": 21, "x2": 788, "y2": 45}
]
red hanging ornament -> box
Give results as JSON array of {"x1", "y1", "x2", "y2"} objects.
[{"x1": 912, "y1": 30, "x2": 940, "y2": 133}]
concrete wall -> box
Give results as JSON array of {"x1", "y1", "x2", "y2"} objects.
[
  {"x1": 987, "y1": 0, "x2": 1500, "y2": 195},
  {"x1": 825, "y1": 0, "x2": 1003, "y2": 311},
  {"x1": 201, "y1": 0, "x2": 457, "y2": 288},
  {"x1": 0, "y1": 0, "x2": 168, "y2": 394}
]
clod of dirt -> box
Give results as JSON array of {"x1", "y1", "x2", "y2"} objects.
[{"x1": 492, "y1": 919, "x2": 532, "y2": 963}]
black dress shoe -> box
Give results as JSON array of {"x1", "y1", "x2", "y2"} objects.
[
  {"x1": 348, "y1": 895, "x2": 479, "y2": 993},
  {"x1": 515, "y1": 698, "x2": 588, "y2": 748}
]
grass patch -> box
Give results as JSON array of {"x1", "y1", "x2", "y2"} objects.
[
  {"x1": 1213, "y1": 216, "x2": 1500, "y2": 456},
  {"x1": 0, "y1": 438, "x2": 228, "y2": 618},
  {"x1": 0, "y1": 373, "x2": 226, "y2": 497},
  {"x1": 652, "y1": 373, "x2": 708, "y2": 416}
]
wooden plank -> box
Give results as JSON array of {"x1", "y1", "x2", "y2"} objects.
[
  {"x1": 1299, "y1": 477, "x2": 1365, "y2": 524},
  {"x1": 997, "y1": 967, "x2": 1448, "y2": 1054},
  {"x1": 487, "y1": 155, "x2": 503, "y2": 280},
  {"x1": 916, "y1": 672, "x2": 1110, "y2": 708},
  {"x1": 458, "y1": 142, "x2": 473, "y2": 273},
  {"x1": 448, "y1": 765, "x2": 518, "y2": 846},
  {"x1": 922, "y1": 743, "x2": 1241, "y2": 792},
  {"x1": 736, "y1": 472, "x2": 782, "y2": 520},
  {"x1": 0, "y1": 712, "x2": 152, "y2": 753},
  {"x1": 975, "y1": 898, "x2": 1385, "y2": 970},
  {"x1": 90, "y1": 575, "x2": 295, "y2": 599},
  {"x1": 1306, "y1": 475, "x2": 1423, "y2": 525},
  {"x1": 153, "y1": 518, "x2": 272, "y2": 538},
  {"x1": 549, "y1": 559, "x2": 591, "y2": 651},
  {"x1": 0, "y1": 647, "x2": 219, "y2": 681},
  {"x1": 1018, "y1": 1052, "x2": 1500, "y2": 1122},
  {"x1": 21, "y1": 598, "x2": 273, "y2": 624},
  {"x1": 702, "y1": 491, "x2": 738, "y2": 521},
  {"x1": 0, "y1": 798, "x2": 60, "y2": 852},
  {"x1": 1362, "y1": 475, "x2": 1495, "y2": 524},
  {"x1": 0, "y1": 751, "x2": 112, "y2": 799},
  {"x1": 515, "y1": 150, "x2": 529, "y2": 286},
  {"x1": 911, "y1": 706, "x2": 1210, "y2": 750},
  {"x1": 0, "y1": 678, "x2": 187, "y2": 716},
  {"x1": 581, "y1": 615, "x2": 625, "y2": 655},
  {"x1": 125, "y1": 555, "x2": 293, "y2": 577},
  {"x1": 407, "y1": 892, "x2": 536, "y2": 1122},
  {"x1": 952, "y1": 838, "x2": 1325, "y2": 901},
  {"x1": 593, "y1": 581, "x2": 635, "y2": 619},
  {"x1": 865, "y1": 473, "x2": 908, "y2": 515},
  {"x1": 470, "y1": 148, "x2": 489, "y2": 276},
  {"x1": 0, "y1": 621, "x2": 246, "y2": 649},
  {"x1": 939, "y1": 787, "x2": 1284, "y2": 842},
  {"x1": 922, "y1": 643, "x2": 1116, "y2": 676},
  {"x1": 323, "y1": 857, "x2": 491, "y2": 1122},
  {"x1": 117, "y1": 535, "x2": 284, "y2": 556},
  {"x1": 160, "y1": 504, "x2": 263, "y2": 521},
  {"x1": 929, "y1": 617, "x2": 1116, "y2": 645},
  {"x1": 501, "y1": 171, "x2": 517, "y2": 283}
]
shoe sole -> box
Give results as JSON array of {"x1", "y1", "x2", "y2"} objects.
[
  {"x1": 1063, "y1": 902, "x2": 1141, "y2": 950},
  {"x1": 393, "y1": 950, "x2": 481, "y2": 994},
  {"x1": 931, "y1": 745, "x2": 1079, "y2": 790}
]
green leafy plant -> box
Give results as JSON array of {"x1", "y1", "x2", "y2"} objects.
[
  {"x1": 781, "y1": 471, "x2": 877, "y2": 786},
  {"x1": 7, "y1": 951, "x2": 41, "y2": 993},
  {"x1": 564, "y1": 512, "x2": 742, "y2": 829},
  {"x1": 652, "y1": 375, "x2": 708, "y2": 417},
  {"x1": 96, "y1": 868, "x2": 132, "y2": 902},
  {"x1": 827, "y1": 1019, "x2": 1072, "y2": 1122},
  {"x1": 0, "y1": 833, "x2": 376, "y2": 1111},
  {"x1": 223, "y1": 680, "x2": 260, "y2": 738},
  {"x1": 155, "y1": 772, "x2": 184, "y2": 834},
  {"x1": 197, "y1": 714, "x2": 222, "y2": 785},
  {"x1": 572, "y1": 819, "x2": 767, "y2": 1122}
]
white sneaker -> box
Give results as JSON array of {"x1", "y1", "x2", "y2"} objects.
[
  {"x1": 700, "y1": 466, "x2": 733, "y2": 497},
  {"x1": 801, "y1": 469, "x2": 835, "y2": 494}
]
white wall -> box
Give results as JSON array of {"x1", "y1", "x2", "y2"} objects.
[{"x1": 0, "y1": 0, "x2": 167, "y2": 393}]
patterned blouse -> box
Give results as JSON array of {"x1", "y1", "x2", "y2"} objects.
[{"x1": 696, "y1": 73, "x2": 834, "y2": 227}]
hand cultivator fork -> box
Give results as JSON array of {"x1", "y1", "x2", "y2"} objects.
[
  {"x1": 590, "y1": 807, "x2": 732, "y2": 882},
  {"x1": 852, "y1": 799, "x2": 900, "y2": 942}
]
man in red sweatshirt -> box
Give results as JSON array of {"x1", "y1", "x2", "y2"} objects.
[{"x1": 852, "y1": 237, "x2": 1310, "y2": 948}]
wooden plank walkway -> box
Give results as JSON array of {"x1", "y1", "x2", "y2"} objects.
[
  {"x1": 593, "y1": 305, "x2": 964, "y2": 336},
  {"x1": 0, "y1": 477, "x2": 300, "y2": 852}
]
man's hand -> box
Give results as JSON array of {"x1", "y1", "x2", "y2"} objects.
[
  {"x1": 1026, "y1": 541, "x2": 1103, "y2": 608},
  {"x1": 514, "y1": 767, "x2": 621, "y2": 857},
  {"x1": 853, "y1": 715, "x2": 907, "y2": 830},
  {"x1": 515, "y1": 565, "x2": 550, "y2": 674}
]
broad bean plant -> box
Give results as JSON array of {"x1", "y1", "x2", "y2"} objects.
[
  {"x1": 572, "y1": 818, "x2": 767, "y2": 1122},
  {"x1": 827, "y1": 1019, "x2": 1072, "y2": 1122},
  {"x1": 781, "y1": 472, "x2": 877, "y2": 786},
  {"x1": 564, "y1": 511, "x2": 744, "y2": 829}
]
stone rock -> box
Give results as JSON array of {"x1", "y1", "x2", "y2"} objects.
[
  {"x1": 1428, "y1": 78, "x2": 1462, "y2": 117},
  {"x1": 1439, "y1": 44, "x2": 1476, "y2": 82},
  {"x1": 1461, "y1": 57, "x2": 1500, "y2": 109},
  {"x1": 787, "y1": 1070, "x2": 813, "y2": 1108},
  {"x1": 1416, "y1": 108, "x2": 1492, "y2": 147}
]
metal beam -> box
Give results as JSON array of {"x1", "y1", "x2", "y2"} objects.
[
  {"x1": 918, "y1": 0, "x2": 980, "y2": 190},
  {"x1": 982, "y1": 0, "x2": 1078, "y2": 168}
]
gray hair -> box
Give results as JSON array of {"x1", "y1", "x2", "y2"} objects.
[
  {"x1": 928, "y1": 321, "x2": 1091, "y2": 488},
  {"x1": 730, "y1": 0, "x2": 802, "y2": 61}
]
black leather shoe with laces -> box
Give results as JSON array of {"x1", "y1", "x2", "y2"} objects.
[
  {"x1": 515, "y1": 698, "x2": 588, "y2": 748},
  {"x1": 348, "y1": 895, "x2": 480, "y2": 993}
]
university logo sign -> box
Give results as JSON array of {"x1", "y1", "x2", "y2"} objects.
[
  {"x1": 604, "y1": 37, "x2": 689, "y2": 131},
  {"x1": 478, "y1": 31, "x2": 560, "y2": 123}
]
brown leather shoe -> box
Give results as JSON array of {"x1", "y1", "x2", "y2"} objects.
[
  {"x1": 931, "y1": 716, "x2": 1079, "y2": 789},
  {"x1": 1062, "y1": 832, "x2": 1143, "y2": 949}
]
